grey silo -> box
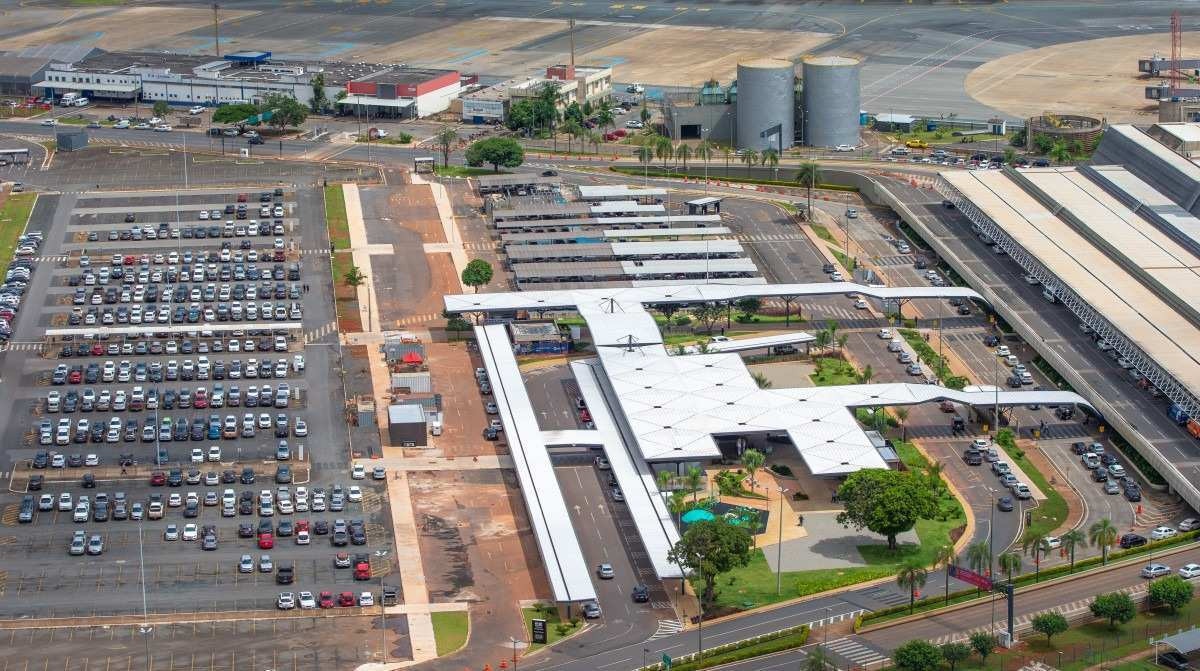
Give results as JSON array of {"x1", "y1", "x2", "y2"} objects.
[
  {"x1": 736, "y1": 58, "x2": 795, "y2": 152},
  {"x1": 801, "y1": 55, "x2": 861, "y2": 148}
]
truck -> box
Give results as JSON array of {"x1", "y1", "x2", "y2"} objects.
[
  {"x1": 59, "y1": 92, "x2": 79, "y2": 106},
  {"x1": 1168, "y1": 404, "x2": 1190, "y2": 425},
  {"x1": 429, "y1": 412, "x2": 443, "y2": 436}
]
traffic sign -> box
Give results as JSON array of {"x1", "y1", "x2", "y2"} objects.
[{"x1": 662, "y1": 653, "x2": 672, "y2": 669}]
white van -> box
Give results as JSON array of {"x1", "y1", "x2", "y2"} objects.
[
  {"x1": 72, "y1": 97, "x2": 89, "y2": 107},
  {"x1": 59, "y1": 92, "x2": 79, "y2": 105},
  {"x1": 430, "y1": 412, "x2": 443, "y2": 436}
]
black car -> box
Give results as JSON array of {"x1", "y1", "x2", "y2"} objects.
[
  {"x1": 983, "y1": 335, "x2": 1000, "y2": 347},
  {"x1": 167, "y1": 469, "x2": 183, "y2": 486},
  {"x1": 996, "y1": 496, "x2": 1014, "y2": 512},
  {"x1": 313, "y1": 520, "x2": 330, "y2": 535},
  {"x1": 247, "y1": 136, "x2": 264, "y2": 145},
  {"x1": 124, "y1": 213, "x2": 135, "y2": 223},
  {"x1": 277, "y1": 521, "x2": 293, "y2": 537},
  {"x1": 1124, "y1": 486, "x2": 1143, "y2": 502},
  {"x1": 238, "y1": 523, "x2": 254, "y2": 538},
  {"x1": 32, "y1": 451, "x2": 49, "y2": 469},
  {"x1": 631, "y1": 584, "x2": 650, "y2": 603},
  {"x1": 1157, "y1": 651, "x2": 1191, "y2": 671},
  {"x1": 241, "y1": 467, "x2": 255, "y2": 484},
  {"x1": 275, "y1": 465, "x2": 291, "y2": 484},
  {"x1": 222, "y1": 469, "x2": 237, "y2": 484},
  {"x1": 1119, "y1": 533, "x2": 1147, "y2": 549},
  {"x1": 1071, "y1": 441, "x2": 1089, "y2": 455},
  {"x1": 276, "y1": 564, "x2": 294, "y2": 585},
  {"x1": 82, "y1": 473, "x2": 96, "y2": 488},
  {"x1": 962, "y1": 449, "x2": 982, "y2": 466}
]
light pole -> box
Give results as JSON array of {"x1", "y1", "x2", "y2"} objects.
[
  {"x1": 643, "y1": 648, "x2": 650, "y2": 668},
  {"x1": 989, "y1": 487, "x2": 997, "y2": 635},
  {"x1": 824, "y1": 606, "x2": 831, "y2": 644},
  {"x1": 775, "y1": 486, "x2": 788, "y2": 595}
]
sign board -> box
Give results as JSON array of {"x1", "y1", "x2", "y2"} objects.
[
  {"x1": 662, "y1": 653, "x2": 672, "y2": 669},
  {"x1": 531, "y1": 618, "x2": 547, "y2": 644},
  {"x1": 948, "y1": 564, "x2": 992, "y2": 591}
]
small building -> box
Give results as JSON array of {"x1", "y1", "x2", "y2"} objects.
[
  {"x1": 686, "y1": 196, "x2": 723, "y2": 214},
  {"x1": 56, "y1": 129, "x2": 88, "y2": 152},
  {"x1": 508, "y1": 321, "x2": 569, "y2": 354},
  {"x1": 662, "y1": 85, "x2": 735, "y2": 143},
  {"x1": 460, "y1": 82, "x2": 509, "y2": 124},
  {"x1": 388, "y1": 403, "x2": 428, "y2": 447},
  {"x1": 545, "y1": 64, "x2": 613, "y2": 106},
  {"x1": 340, "y1": 66, "x2": 460, "y2": 119},
  {"x1": 864, "y1": 430, "x2": 900, "y2": 469},
  {"x1": 383, "y1": 335, "x2": 425, "y2": 365},
  {"x1": 391, "y1": 371, "x2": 433, "y2": 394},
  {"x1": 476, "y1": 173, "x2": 561, "y2": 196},
  {"x1": 873, "y1": 113, "x2": 916, "y2": 133}
]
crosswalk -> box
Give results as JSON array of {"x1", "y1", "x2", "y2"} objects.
[
  {"x1": 907, "y1": 422, "x2": 1090, "y2": 441},
  {"x1": 648, "y1": 619, "x2": 684, "y2": 640},
  {"x1": 300, "y1": 249, "x2": 331, "y2": 256},
  {"x1": 304, "y1": 321, "x2": 338, "y2": 343},
  {"x1": 736, "y1": 233, "x2": 811, "y2": 244},
  {"x1": 857, "y1": 584, "x2": 911, "y2": 607},
  {"x1": 395, "y1": 313, "x2": 443, "y2": 328},
  {"x1": 0, "y1": 342, "x2": 45, "y2": 353},
  {"x1": 874, "y1": 254, "x2": 917, "y2": 267},
  {"x1": 32, "y1": 255, "x2": 68, "y2": 263},
  {"x1": 825, "y1": 636, "x2": 891, "y2": 668}
]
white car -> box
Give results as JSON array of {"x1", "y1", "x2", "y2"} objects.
[
  {"x1": 996, "y1": 345, "x2": 1011, "y2": 357},
  {"x1": 40, "y1": 118, "x2": 57, "y2": 127},
  {"x1": 878, "y1": 328, "x2": 892, "y2": 340},
  {"x1": 1141, "y1": 563, "x2": 1171, "y2": 578},
  {"x1": 191, "y1": 448, "x2": 204, "y2": 463},
  {"x1": 1041, "y1": 536, "x2": 1062, "y2": 550},
  {"x1": 277, "y1": 592, "x2": 295, "y2": 610},
  {"x1": 1150, "y1": 526, "x2": 1178, "y2": 541},
  {"x1": 153, "y1": 125, "x2": 172, "y2": 132},
  {"x1": 188, "y1": 106, "x2": 205, "y2": 115},
  {"x1": 359, "y1": 591, "x2": 375, "y2": 607},
  {"x1": 351, "y1": 464, "x2": 366, "y2": 480},
  {"x1": 1179, "y1": 563, "x2": 1200, "y2": 579},
  {"x1": 163, "y1": 524, "x2": 180, "y2": 541},
  {"x1": 298, "y1": 591, "x2": 317, "y2": 609},
  {"x1": 833, "y1": 144, "x2": 855, "y2": 152},
  {"x1": 348, "y1": 486, "x2": 362, "y2": 502},
  {"x1": 182, "y1": 523, "x2": 199, "y2": 541},
  {"x1": 1179, "y1": 518, "x2": 1200, "y2": 532}
]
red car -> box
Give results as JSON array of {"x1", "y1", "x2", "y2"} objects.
[
  {"x1": 258, "y1": 532, "x2": 274, "y2": 549},
  {"x1": 579, "y1": 409, "x2": 592, "y2": 423},
  {"x1": 338, "y1": 591, "x2": 355, "y2": 607},
  {"x1": 318, "y1": 591, "x2": 334, "y2": 609},
  {"x1": 149, "y1": 471, "x2": 166, "y2": 486},
  {"x1": 68, "y1": 369, "x2": 82, "y2": 384},
  {"x1": 295, "y1": 519, "x2": 309, "y2": 533},
  {"x1": 236, "y1": 193, "x2": 248, "y2": 202},
  {"x1": 122, "y1": 255, "x2": 134, "y2": 266},
  {"x1": 354, "y1": 560, "x2": 371, "y2": 581},
  {"x1": 90, "y1": 344, "x2": 104, "y2": 356},
  {"x1": 193, "y1": 390, "x2": 208, "y2": 409}
]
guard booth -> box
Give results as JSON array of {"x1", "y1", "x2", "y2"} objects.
[
  {"x1": 414, "y1": 157, "x2": 435, "y2": 174},
  {"x1": 686, "y1": 196, "x2": 722, "y2": 214}
]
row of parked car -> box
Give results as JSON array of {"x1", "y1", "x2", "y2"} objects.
[
  {"x1": 52, "y1": 353, "x2": 295, "y2": 385},
  {"x1": 1070, "y1": 441, "x2": 1142, "y2": 501},
  {"x1": 58, "y1": 338, "x2": 302, "y2": 359},
  {"x1": 74, "y1": 258, "x2": 301, "y2": 288}
]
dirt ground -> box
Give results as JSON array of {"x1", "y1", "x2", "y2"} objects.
[
  {"x1": 418, "y1": 341, "x2": 503, "y2": 459},
  {"x1": 965, "y1": 31, "x2": 1200, "y2": 123},
  {"x1": 588, "y1": 26, "x2": 832, "y2": 86},
  {"x1": 350, "y1": 18, "x2": 566, "y2": 73},
  {"x1": 408, "y1": 470, "x2": 548, "y2": 659},
  {"x1": 0, "y1": 6, "x2": 257, "y2": 52}
]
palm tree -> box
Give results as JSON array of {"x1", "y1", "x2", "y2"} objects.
[
  {"x1": 814, "y1": 329, "x2": 831, "y2": 351},
  {"x1": 935, "y1": 545, "x2": 955, "y2": 603},
  {"x1": 761, "y1": 148, "x2": 779, "y2": 179},
  {"x1": 751, "y1": 371, "x2": 773, "y2": 389},
  {"x1": 802, "y1": 646, "x2": 832, "y2": 671},
  {"x1": 926, "y1": 461, "x2": 944, "y2": 495},
  {"x1": 1021, "y1": 531, "x2": 1049, "y2": 582},
  {"x1": 562, "y1": 119, "x2": 583, "y2": 154},
  {"x1": 740, "y1": 148, "x2": 758, "y2": 176},
  {"x1": 635, "y1": 144, "x2": 654, "y2": 182},
  {"x1": 1060, "y1": 529, "x2": 1087, "y2": 573},
  {"x1": 684, "y1": 466, "x2": 704, "y2": 503},
  {"x1": 589, "y1": 130, "x2": 603, "y2": 155},
  {"x1": 1089, "y1": 518, "x2": 1119, "y2": 565},
  {"x1": 997, "y1": 551, "x2": 1022, "y2": 583},
  {"x1": 740, "y1": 448, "x2": 765, "y2": 493},
  {"x1": 595, "y1": 107, "x2": 615, "y2": 138},
  {"x1": 1049, "y1": 140, "x2": 1072, "y2": 164},
  {"x1": 656, "y1": 469, "x2": 673, "y2": 493},
  {"x1": 796, "y1": 161, "x2": 823, "y2": 220},
  {"x1": 667, "y1": 490, "x2": 687, "y2": 525},
  {"x1": 696, "y1": 140, "x2": 714, "y2": 182},
  {"x1": 965, "y1": 541, "x2": 991, "y2": 593},
  {"x1": 856, "y1": 364, "x2": 874, "y2": 384},
  {"x1": 675, "y1": 143, "x2": 692, "y2": 173},
  {"x1": 654, "y1": 135, "x2": 673, "y2": 172},
  {"x1": 896, "y1": 562, "x2": 928, "y2": 613},
  {"x1": 837, "y1": 334, "x2": 849, "y2": 351},
  {"x1": 894, "y1": 407, "x2": 910, "y2": 441},
  {"x1": 722, "y1": 146, "x2": 733, "y2": 176}
]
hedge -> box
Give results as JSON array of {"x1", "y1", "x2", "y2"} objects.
[
  {"x1": 637, "y1": 625, "x2": 809, "y2": 671},
  {"x1": 609, "y1": 166, "x2": 859, "y2": 191},
  {"x1": 859, "y1": 530, "x2": 1200, "y2": 627}
]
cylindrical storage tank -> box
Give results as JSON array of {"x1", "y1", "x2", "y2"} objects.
[
  {"x1": 736, "y1": 58, "x2": 795, "y2": 152},
  {"x1": 801, "y1": 55, "x2": 861, "y2": 148}
]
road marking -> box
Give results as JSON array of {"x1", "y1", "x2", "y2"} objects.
[{"x1": 647, "y1": 619, "x2": 683, "y2": 640}]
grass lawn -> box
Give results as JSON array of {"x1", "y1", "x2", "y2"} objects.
[
  {"x1": 994, "y1": 429, "x2": 1068, "y2": 538},
  {"x1": 323, "y1": 184, "x2": 350, "y2": 251},
  {"x1": 355, "y1": 133, "x2": 412, "y2": 145},
  {"x1": 435, "y1": 165, "x2": 506, "y2": 177},
  {"x1": 734, "y1": 312, "x2": 806, "y2": 324},
  {"x1": 810, "y1": 357, "x2": 857, "y2": 386},
  {"x1": 831, "y1": 249, "x2": 856, "y2": 272},
  {"x1": 521, "y1": 607, "x2": 583, "y2": 652},
  {"x1": 430, "y1": 611, "x2": 469, "y2": 656},
  {"x1": 811, "y1": 224, "x2": 837, "y2": 245},
  {"x1": 0, "y1": 193, "x2": 36, "y2": 268},
  {"x1": 661, "y1": 330, "x2": 753, "y2": 347}
]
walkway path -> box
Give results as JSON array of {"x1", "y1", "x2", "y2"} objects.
[
  {"x1": 342, "y1": 183, "x2": 385, "y2": 333},
  {"x1": 410, "y1": 172, "x2": 468, "y2": 292}
]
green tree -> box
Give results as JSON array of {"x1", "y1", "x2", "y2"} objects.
[
  {"x1": 152, "y1": 100, "x2": 170, "y2": 118},
  {"x1": 722, "y1": 146, "x2": 732, "y2": 175},
  {"x1": 1021, "y1": 531, "x2": 1050, "y2": 582},
  {"x1": 935, "y1": 545, "x2": 955, "y2": 602},
  {"x1": 581, "y1": 100, "x2": 593, "y2": 117},
  {"x1": 675, "y1": 143, "x2": 691, "y2": 172},
  {"x1": 740, "y1": 448, "x2": 765, "y2": 493},
  {"x1": 667, "y1": 490, "x2": 688, "y2": 524},
  {"x1": 685, "y1": 466, "x2": 704, "y2": 503},
  {"x1": 940, "y1": 642, "x2": 971, "y2": 671},
  {"x1": 1060, "y1": 528, "x2": 1087, "y2": 572},
  {"x1": 1149, "y1": 575, "x2": 1194, "y2": 613},
  {"x1": 309, "y1": 72, "x2": 328, "y2": 113},
  {"x1": 813, "y1": 328, "x2": 831, "y2": 351},
  {"x1": 836, "y1": 469, "x2": 938, "y2": 551},
  {"x1": 665, "y1": 519, "x2": 754, "y2": 607},
  {"x1": 740, "y1": 148, "x2": 758, "y2": 176},
  {"x1": 1090, "y1": 591, "x2": 1136, "y2": 628},
  {"x1": 562, "y1": 100, "x2": 584, "y2": 125},
  {"x1": 506, "y1": 99, "x2": 538, "y2": 135},
  {"x1": 802, "y1": 646, "x2": 832, "y2": 671},
  {"x1": 796, "y1": 161, "x2": 823, "y2": 220},
  {"x1": 1049, "y1": 140, "x2": 1072, "y2": 163},
  {"x1": 894, "y1": 407, "x2": 910, "y2": 442},
  {"x1": 997, "y1": 551, "x2": 1022, "y2": 583},
  {"x1": 212, "y1": 103, "x2": 260, "y2": 125},
  {"x1": 696, "y1": 140, "x2": 714, "y2": 177},
  {"x1": 460, "y1": 259, "x2": 494, "y2": 293},
  {"x1": 656, "y1": 469, "x2": 673, "y2": 493},
  {"x1": 1033, "y1": 133, "x2": 1055, "y2": 153},
  {"x1": 434, "y1": 126, "x2": 458, "y2": 168},
  {"x1": 894, "y1": 640, "x2": 941, "y2": 671},
  {"x1": 640, "y1": 104, "x2": 651, "y2": 124},
  {"x1": 1089, "y1": 518, "x2": 1119, "y2": 565},
  {"x1": 969, "y1": 632, "x2": 996, "y2": 664},
  {"x1": 343, "y1": 265, "x2": 366, "y2": 287},
  {"x1": 734, "y1": 297, "x2": 761, "y2": 319},
  {"x1": 1003, "y1": 148, "x2": 1016, "y2": 165},
  {"x1": 1010, "y1": 128, "x2": 1027, "y2": 147},
  {"x1": 261, "y1": 92, "x2": 309, "y2": 131},
  {"x1": 856, "y1": 364, "x2": 874, "y2": 384},
  {"x1": 691, "y1": 303, "x2": 724, "y2": 334},
  {"x1": 965, "y1": 540, "x2": 991, "y2": 579},
  {"x1": 595, "y1": 107, "x2": 615, "y2": 137},
  {"x1": 751, "y1": 371, "x2": 772, "y2": 389},
  {"x1": 1031, "y1": 612, "x2": 1069, "y2": 643},
  {"x1": 653, "y1": 134, "x2": 673, "y2": 171},
  {"x1": 562, "y1": 119, "x2": 583, "y2": 154},
  {"x1": 761, "y1": 147, "x2": 779, "y2": 175},
  {"x1": 465, "y1": 137, "x2": 525, "y2": 172},
  {"x1": 896, "y1": 562, "x2": 928, "y2": 613}
]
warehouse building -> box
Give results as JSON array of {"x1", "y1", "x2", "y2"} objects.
[{"x1": 339, "y1": 66, "x2": 460, "y2": 119}]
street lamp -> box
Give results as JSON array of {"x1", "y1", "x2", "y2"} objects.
[{"x1": 775, "y1": 486, "x2": 788, "y2": 595}]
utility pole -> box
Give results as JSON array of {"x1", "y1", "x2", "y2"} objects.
[
  {"x1": 568, "y1": 18, "x2": 576, "y2": 71},
  {"x1": 213, "y1": 3, "x2": 220, "y2": 57}
]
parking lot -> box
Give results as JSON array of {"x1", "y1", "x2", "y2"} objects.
[{"x1": 0, "y1": 185, "x2": 403, "y2": 656}]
